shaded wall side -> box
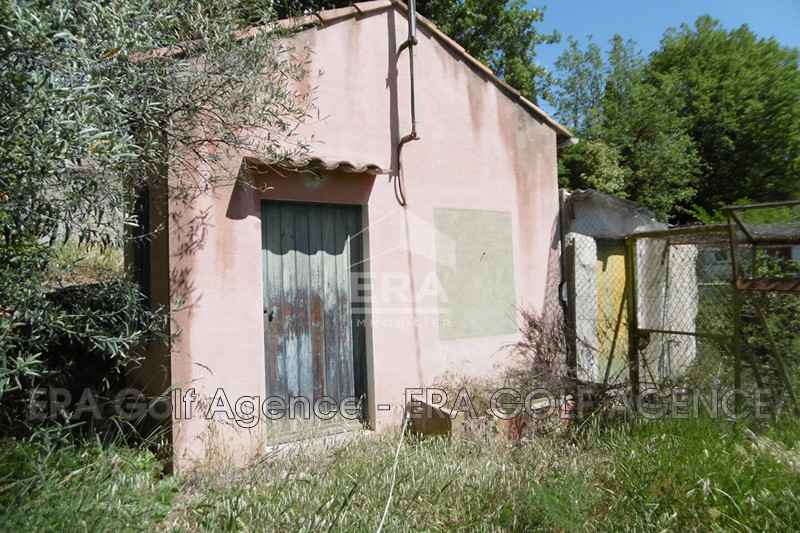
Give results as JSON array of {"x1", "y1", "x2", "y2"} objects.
[{"x1": 125, "y1": 176, "x2": 172, "y2": 433}]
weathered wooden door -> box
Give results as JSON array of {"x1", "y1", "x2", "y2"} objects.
[{"x1": 261, "y1": 201, "x2": 366, "y2": 438}]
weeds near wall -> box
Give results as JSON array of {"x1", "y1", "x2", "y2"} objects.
[{"x1": 505, "y1": 306, "x2": 570, "y2": 392}]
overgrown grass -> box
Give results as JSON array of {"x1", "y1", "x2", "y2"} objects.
[
  {"x1": 2, "y1": 415, "x2": 799, "y2": 531},
  {"x1": 0, "y1": 439, "x2": 175, "y2": 532},
  {"x1": 587, "y1": 416, "x2": 800, "y2": 531}
]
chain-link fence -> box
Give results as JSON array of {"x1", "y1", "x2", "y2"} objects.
[
  {"x1": 566, "y1": 200, "x2": 800, "y2": 405},
  {"x1": 631, "y1": 228, "x2": 738, "y2": 391},
  {"x1": 724, "y1": 201, "x2": 800, "y2": 404}
]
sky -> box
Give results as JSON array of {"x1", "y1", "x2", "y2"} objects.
[{"x1": 530, "y1": 0, "x2": 800, "y2": 114}]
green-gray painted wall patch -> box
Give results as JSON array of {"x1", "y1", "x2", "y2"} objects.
[{"x1": 434, "y1": 208, "x2": 517, "y2": 340}]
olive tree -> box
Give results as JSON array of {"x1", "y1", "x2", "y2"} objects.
[{"x1": 0, "y1": 0, "x2": 310, "y2": 433}]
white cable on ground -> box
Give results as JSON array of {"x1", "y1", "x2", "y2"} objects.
[{"x1": 376, "y1": 415, "x2": 410, "y2": 533}]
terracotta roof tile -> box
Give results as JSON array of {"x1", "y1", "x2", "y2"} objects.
[{"x1": 245, "y1": 155, "x2": 389, "y2": 175}]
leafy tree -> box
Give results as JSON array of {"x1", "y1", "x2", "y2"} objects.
[
  {"x1": 415, "y1": 0, "x2": 560, "y2": 103},
  {"x1": 550, "y1": 36, "x2": 605, "y2": 137},
  {"x1": 648, "y1": 16, "x2": 800, "y2": 212},
  {"x1": 0, "y1": 0, "x2": 309, "y2": 434},
  {"x1": 275, "y1": 0, "x2": 560, "y2": 104},
  {"x1": 557, "y1": 139, "x2": 627, "y2": 195},
  {"x1": 553, "y1": 36, "x2": 697, "y2": 220},
  {"x1": 552, "y1": 17, "x2": 800, "y2": 221},
  {"x1": 603, "y1": 38, "x2": 698, "y2": 219}
]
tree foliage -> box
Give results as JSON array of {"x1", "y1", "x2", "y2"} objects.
[
  {"x1": 553, "y1": 36, "x2": 698, "y2": 220},
  {"x1": 276, "y1": 0, "x2": 560, "y2": 104},
  {"x1": 552, "y1": 17, "x2": 800, "y2": 221},
  {"x1": 549, "y1": 37, "x2": 605, "y2": 137},
  {"x1": 0, "y1": 0, "x2": 309, "y2": 431},
  {"x1": 649, "y1": 16, "x2": 800, "y2": 211},
  {"x1": 414, "y1": 0, "x2": 559, "y2": 103}
]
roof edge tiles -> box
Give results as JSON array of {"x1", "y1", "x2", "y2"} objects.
[{"x1": 244, "y1": 155, "x2": 389, "y2": 175}]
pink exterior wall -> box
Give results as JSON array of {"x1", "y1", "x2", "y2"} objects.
[{"x1": 162, "y1": 4, "x2": 563, "y2": 468}]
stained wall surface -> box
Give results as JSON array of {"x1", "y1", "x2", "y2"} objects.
[{"x1": 159, "y1": 4, "x2": 564, "y2": 467}]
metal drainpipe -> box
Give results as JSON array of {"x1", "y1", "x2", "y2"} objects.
[
  {"x1": 398, "y1": 0, "x2": 419, "y2": 148},
  {"x1": 395, "y1": 0, "x2": 419, "y2": 206}
]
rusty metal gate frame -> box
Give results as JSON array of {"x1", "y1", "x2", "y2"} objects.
[{"x1": 618, "y1": 201, "x2": 800, "y2": 408}]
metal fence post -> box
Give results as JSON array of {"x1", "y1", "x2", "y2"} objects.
[
  {"x1": 725, "y1": 211, "x2": 743, "y2": 394},
  {"x1": 626, "y1": 236, "x2": 640, "y2": 397}
]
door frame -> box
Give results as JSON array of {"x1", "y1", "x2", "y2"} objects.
[{"x1": 260, "y1": 199, "x2": 371, "y2": 439}]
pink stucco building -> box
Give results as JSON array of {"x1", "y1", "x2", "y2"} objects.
[{"x1": 133, "y1": 1, "x2": 573, "y2": 469}]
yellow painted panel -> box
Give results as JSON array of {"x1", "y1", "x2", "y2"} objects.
[{"x1": 596, "y1": 241, "x2": 628, "y2": 384}]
